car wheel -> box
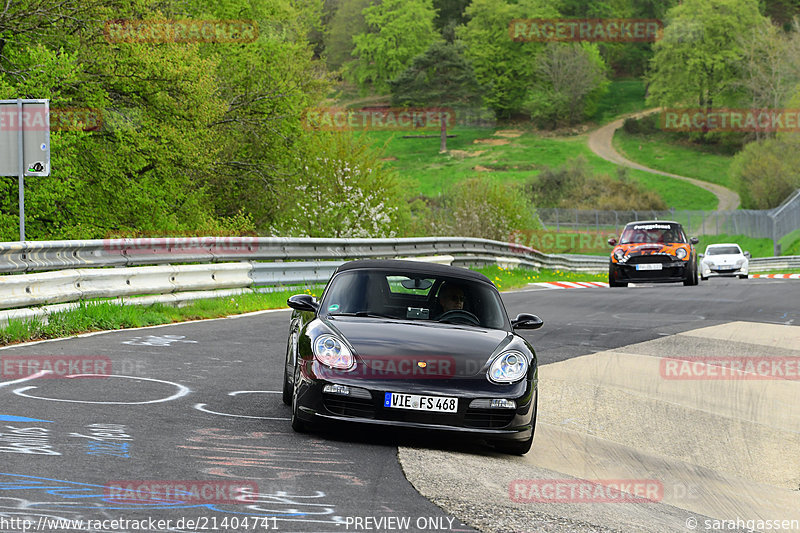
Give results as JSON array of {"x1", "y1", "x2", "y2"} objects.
[
  {"x1": 700, "y1": 275, "x2": 707, "y2": 281},
  {"x1": 739, "y1": 274, "x2": 749, "y2": 279},
  {"x1": 684, "y1": 260, "x2": 698, "y2": 286},
  {"x1": 282, "y1": 334, "x2": 295, "y2": 406},
  {"x1": 291, "y1": 386, "x2": 308, "y2": 433},
  {"x1": 494, "y1": 394, "x2": 536, "y2": 455},
  {"x1": 608, "y1": 266, "x2": 627, "y2": 287}
]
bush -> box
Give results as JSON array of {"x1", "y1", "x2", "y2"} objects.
[
  {"x1": 269, "y1": 132, "x2": 408, "y2": 237},
  {"x1": 424, "y1": 177, "x2": 539, "y2": 240},
  {"x1": 730, "y1": 134, "x2": 800, "y2": 209},
  {"x1": 526, "y1": 156, "x2": 667, "y2": 210}
]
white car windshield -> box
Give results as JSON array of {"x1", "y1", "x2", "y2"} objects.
[{"x1": 706, "y1": 246, "x2": 741, "y2": 255}]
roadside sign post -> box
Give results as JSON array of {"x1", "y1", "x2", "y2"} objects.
[{"x1": 0, "y1": 98, "x2": 51, "y2": 242}]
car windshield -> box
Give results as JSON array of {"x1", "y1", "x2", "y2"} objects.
[
  {"x1": 706, "y1": 246, "x2": 741, "y2": 255},
  {"x1": 319, "y1": 269, "x2": 508, "y2": 330},
  {"x1": 619, "y1": 223, "x2": 687, "y2": 244}
]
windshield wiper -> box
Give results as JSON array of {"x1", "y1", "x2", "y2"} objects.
[{"x1": 328, "y1": 312, "x2": 396, "y2": 319}]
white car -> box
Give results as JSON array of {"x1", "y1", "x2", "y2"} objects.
[{"x1": 700, "y1": 243, "x2": 750, "y2": 280}]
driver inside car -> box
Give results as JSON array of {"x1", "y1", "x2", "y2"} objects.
[{"x1": 437, "y1": 283, "x2": 466, "y2": 313}]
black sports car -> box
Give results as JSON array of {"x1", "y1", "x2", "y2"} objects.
[{"x1": 282, "y1": 259, "x2": 543, "y2": 454}]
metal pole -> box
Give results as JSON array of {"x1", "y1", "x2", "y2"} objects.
[{"x1": 17, "y1": 98, "x2": 25, "y2": 242}]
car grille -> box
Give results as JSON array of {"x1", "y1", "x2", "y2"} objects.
[
  {"x1": 323, "y1": 395, "x2": 376, "y2": 418},
  {"x1": 627, "y1": 254, "x2": 676, "y2": 265},
  {"x1": 464, "y1": 408, "x2": 515, "y2": 428}
]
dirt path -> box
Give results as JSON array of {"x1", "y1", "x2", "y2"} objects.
[{"x1": 587, "y1": 109, "x2": 740, "y2": 211}]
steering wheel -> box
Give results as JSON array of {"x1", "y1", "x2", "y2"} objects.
[{"x1": 437, "y1": 309, "x2": 480, "y2": 326}]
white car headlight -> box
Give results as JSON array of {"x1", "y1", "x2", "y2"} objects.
[
  {"x1": 676, "y1": 248, "x2": 687, "y2": 260},
  {"x1": 313, "y1": 334, "x2": 354, "y2": 370},
  {"x1": 613, "y1": 249, "x2": 625, "y2": 261},
  {"x1": 488, "y1": 351, "x2": 528, "y2": 383},
  {"x1": 736, "y1": 258, "x2": 745, "y2": 267}
]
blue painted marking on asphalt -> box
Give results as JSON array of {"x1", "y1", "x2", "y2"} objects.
[{"x1": 0, "y1": 415, "x2": 53, "y2": 423}]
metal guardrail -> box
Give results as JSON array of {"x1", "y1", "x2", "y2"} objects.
[
  {"x1": 0, "y1": 237, "x2": 796, "y2": 324},
  {"x1": 0, "y1": 237, "x2": 608, "y2": 274}
]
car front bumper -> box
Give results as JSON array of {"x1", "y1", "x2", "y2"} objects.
[
  {"x1": 701, "y1": 263, "x2": 748, "y2": 278},
  {"x1": 610, "y1": 260, "x2": 690, "y2": 283},
  {"x1": 293, "y1": 374, "x2": 536, "y2": 443}
]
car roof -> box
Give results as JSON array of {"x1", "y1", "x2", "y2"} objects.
[
  {"x1": 624, "y1": 220, "x2": 682, "y2": 226},
  {"x1": 706, "y1": 243, "x2": 741, "y2": 248},
  {"x1": 333, "y1": 259, "x2": 494, "y2": 284}
]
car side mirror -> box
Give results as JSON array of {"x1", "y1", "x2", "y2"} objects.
[
  {"x1": 511, "y1": 313, "x2": 543, "y2": 330},
  {"x1": 287, "y1": 294, "x2": 319, "y2": 313},
  {"x1": 744, "y1": 251, "x2": 751, "y2": 258},
  {"x1": 698, "y1": 253, "x2": 704, "y2": 259},
  {"x1": 690, "y1": 237, "x2": 699, "y2": 245},
  {"x1": 607, "y1": 238, "x2": 617, "y2": 246}
]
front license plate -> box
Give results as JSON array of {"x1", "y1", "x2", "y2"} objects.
[
  {"x1": 636, "y1": 264, "x2": 663, "y2": 271},
  {"x1": 384, "y1": 393, "x2": 458, "y2": 413}
]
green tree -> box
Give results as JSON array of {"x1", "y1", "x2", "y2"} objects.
[
  {"x1": 323, "y1": 0, "x2": 372, "y2": 72},
  {"x1": 456, "y1": 0, "x2": 559, "y2": 117},
  {"x1": 524, "y1": 42, "x2": 609, "y2": 128},
  {"x1": 348, "y1": 0, "x2": 440, "y2": 94},
  {"x1": 730, "y1": 134, "x2": 800, "y2": 208},
  {"x1": 646, "y1": 0, "x2": 769, "y2": 111},
  {"x1": 389, "y1": 41, "x2": 483, "y2": 152}
]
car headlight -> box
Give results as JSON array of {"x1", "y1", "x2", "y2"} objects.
[
  {"x1": 736, "y1": 259, "x2": 745, "y2": 267},
  {"x1": 313, "y1": 334, "x2": 354, "y2": 370},
  {"x1": 488, "y1": 350, "x2": 528, "y2": 383},
  {"x1": 613, "y1": 249, "x2": 625, "y2": 261},
  {"x1": 676, "y1": 248, "x2": 687, "y2": 260}
]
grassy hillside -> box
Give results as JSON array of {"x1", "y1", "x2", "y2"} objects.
[{"x1": 362, "y1": 128, "x2": 718, "y2": 210}]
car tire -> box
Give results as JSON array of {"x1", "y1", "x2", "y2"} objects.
[
  {"x1": 684, "y1": 260, "x2": 698, "y2": 286},
  {"x1": 739, "y1": 274, "x2": 748, "y2": 279},
  {"x1": 608, "y1": 266, "x2": 627, "y2": 287},
  {"x1": 494, "y1": 394, "x2": 536, "y2": 455},
  {"x1": 291, "y1": 387, "x2": 308, "y2": 433},
  {"x1": 282, "y1": 334, "x2": 294, "y2": 406},
  {"x1": 700, "y1": 275, "x2": 707, "y2": 281}
]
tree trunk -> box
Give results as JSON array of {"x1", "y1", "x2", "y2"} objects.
[{"x1": 440, "y1": 111, "x2": 447, "y2": 153}]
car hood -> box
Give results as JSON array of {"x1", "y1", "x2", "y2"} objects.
[
  {"x1": 615, "y1": 242, "x2": 690, "y2": 259},
  {"x1": 325, "y1": 317, "x2": 512, "y2": 378},
  {"x1": 703, "y1": 254, "x2": 744, "y2": 262}
]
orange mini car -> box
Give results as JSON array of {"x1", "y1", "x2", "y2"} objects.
[{"x1": 607, "y1": 221, "x2": 699, "y2": 287}]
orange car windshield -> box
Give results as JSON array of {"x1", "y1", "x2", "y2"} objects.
[{"x1": 619, "y1": 224, "x2": 686, "y2": 244}]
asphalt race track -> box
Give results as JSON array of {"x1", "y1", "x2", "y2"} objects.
[{"x1": 1, "y1": 278, "x2": 798, "y2": 533}]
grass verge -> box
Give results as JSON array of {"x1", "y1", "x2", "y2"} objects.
[{"x1": 475, "y1": 266, "x2": 606, "y2": 291}]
